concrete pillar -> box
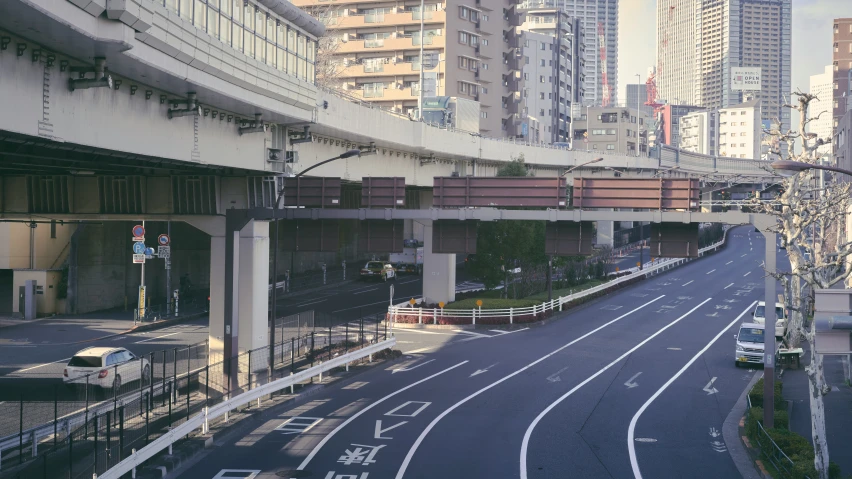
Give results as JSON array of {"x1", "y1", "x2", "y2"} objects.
[
  {"x1": 595, "y1": 219, "x2": 614, "y2": 248},
  {"x1": 237, "y1": 220, "x2": 269, "y2": 357},
  {"x1": 208, "y1": 235, "x2": 226, "y2": 364},
  {"x1": 422, "y1": 221, "x2": 455, "y2": 305},
  {"x1": 700, "y1": 190, "x2": 712, "y2": 213}
]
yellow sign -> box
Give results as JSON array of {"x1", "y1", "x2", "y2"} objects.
[
  {"x1": 138, "y1": 286, "x2": 146, "y2": 319},
  {"x1": 476, "y1": 300, "x2": 483, "y2": 307},
  {"x1": 409, "y1": 298, "x2": 416, "y2": 305},
  {"x1": 438, "y1": 302, "x2": 445, "y2": 308},
  {"x1": 636, "y1": 262, "x2": 641, "y2": 267},
  {"x1": 615, "y1": 267, "x2": 620, "y2": 272}
]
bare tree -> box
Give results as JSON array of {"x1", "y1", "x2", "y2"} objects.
[
  {"x1": 752, "y1": 92, "x2": 849, "y2": 479},
  {"x1": 302, "y1": 2, "x2": 346, "y2": 91}
]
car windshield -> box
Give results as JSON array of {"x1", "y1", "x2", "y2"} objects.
[
  {"x1": 738, "y1": 327, "x2": 765, "y2": 343},
  {"x1": 68, "y1": 355, "x2": 102, "y2": 367},
  {"x1": 755, "y1": 305, "x2": 784, "y2": 318},
  {"x1": 366, "y1": 262, "x2": 383, "y2": 268}
]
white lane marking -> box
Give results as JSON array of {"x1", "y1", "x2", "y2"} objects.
[
  {"x1": 470, "y1": 363, "x2": 498, "y2": 377},
  {"x1": 725, "y1": 283, "x2": 735, "y2": 289},
  {"x1": 667, "y1": 348, "x2": 682, "y2": 351},
  {"x1": 394, "y1": 296, "x2": 666, "y2": 479},
  {"x1": 405, "y1": 347, "x2": 433, "y2": 355},
  {"x1": 133, "y1": 331, "x2": 182, "y2": 344},
  {"x1": 296, "y1": 361, "x2": 468, "y2": 471},
  {"x1": 453, "y1": 330, "x2": 490, "y2": 337},
  {"x1": 396, "y1": 329, "x2": 458, "y2": 336},
  {"x1": 634, "y1": 438, "x2": 657, "y2": 443},
  {"x1": 292, "y1": 299, "x2": 327, "y2": 308},
  {"x1": 703, "y1": 377, "x2": 719, "y2": 395},
  {"x1": 398, "y1": 279, "x2": 421, "y2": 285},
  {"x1": 706, "y1": 269, "x2": 716, "y2": 275},
  {"x1": 385, "y1": 401, "x2": 431, "y2": 417},
  {"x1": 627, "y1": 301, "x2": 756, "y2": 479},
  {"x1": 519, "y1": 298, "x2": 712, "y2": 479},
  {"x1": 275, "y1": 416, "x2": 323, "y2": 434},
  {"x1": 391, "y1": 359, "x2": 436, "y2": 373},
  {"x1": 682, "y1": 280, "x2": 694, "y2": 286},
  {"x1": 489, "y1": 330, "x2": 509, "y2": 335},
  {"x1": 744, "y1": 272, "x2": 751, "y2": 277},
  {"x1": 16, "y1": 357, "x2": 72, "y2": 373},
  {"x1": 488, "y1": 328, "x2": 529, "y2": 336},
  {"x1": 352, "y1": 287, "x2": 379, "y2": 295},
  {"x1": 741, "y1": 254, "x2": 748, "y2": 257},
  {"x1": 725, "y1": 261, "x2": 733, "y2": 265},
  {"x1": 213, "y1": 470, "x2": 260, "y2": 479},
  {"x1": 624, "y1": 372, "x2": 642, "y2": 389},
  {"x1": 331, "y1": 299, "x2": 392, "y2": 313}
]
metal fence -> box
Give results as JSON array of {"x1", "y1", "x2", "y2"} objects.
[
  {"x1": 0, "y1": 314, "x2": 389, "y2": 479},
  {"x1": 745, "y1": 391, "x2": 806, "y2": 479}
]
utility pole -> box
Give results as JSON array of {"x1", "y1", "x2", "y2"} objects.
[
  {"x1": 165, "y1": 221, "x2": 171, "y2": 314},
  {"x1": 140, "y1": 220, "x2": 146, "y2": 321}
]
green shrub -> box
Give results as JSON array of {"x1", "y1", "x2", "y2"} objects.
[
  {"x1": 749, "y1": 377, "x2": 784, "y2": 409},
  {"x1": 745, "y1": 407, "x2": 789, "y2": 440}
]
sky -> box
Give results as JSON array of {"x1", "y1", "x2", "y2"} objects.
[{"x1": 617, "y1": 0, "x2": 850, "y2": 103}]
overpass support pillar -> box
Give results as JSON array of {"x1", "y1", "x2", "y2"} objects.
[
  {"x1": 596, "y1": 213, "x2": 614, "y2": 248},
  {"x1": 701, "y1": 190, "x2": 712, "y2": 213},
  {"x1": 422, "y1": 221, "x2": 455, "y2": 305}
]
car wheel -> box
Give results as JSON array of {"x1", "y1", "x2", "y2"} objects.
[
  {"x1": 142, "y1": 365, "x2": 150, "y2": 385},
  {"x1": 112, "y1": 375, "x2": 122, "y2": 391},
  {"x1": 734, "y1": 361, "x2": 740, "y2": 368}
]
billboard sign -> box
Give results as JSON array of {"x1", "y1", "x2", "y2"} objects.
[
  {"x1": 731, "y1": 67, "x2": 761, "y2": 91},
  {"x1": 422, "y1": 72, "x2": 438, "y2": 98}
]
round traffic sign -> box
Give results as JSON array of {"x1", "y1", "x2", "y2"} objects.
[
  {"x1": 132, "y1": 225, "x2": 145, "y2": 237},
  {"x1": 133, "y1": 242, "x2": 146, "y2": 254},
  {"x1": 158, "y1": 234, "x2": 170, "y2": 246},
  {"x1": 475, "y1": 299, "x2": 483, "y2": 307},
  {"x1": 145, "y1": 247, "x2": 155, "y2": 256}
]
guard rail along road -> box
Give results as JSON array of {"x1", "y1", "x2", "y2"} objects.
[
  {"x1": 389, "y1": 234, "x2": 728, "y2": 326},
  {"x1": 95, "y1": 337, "x2": 395, "y2": 479}
]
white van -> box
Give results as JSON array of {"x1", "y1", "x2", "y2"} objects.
[
  {"x1": 735, "y1": 323, "x2": 781, "y2": 367},
  {"x1": 751, "y1": 301, "x2": 787, "y2": 338}
]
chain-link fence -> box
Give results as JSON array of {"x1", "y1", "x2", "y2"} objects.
[{"x1": 0, "y1": 313, "x2": 389, "y2": 479}]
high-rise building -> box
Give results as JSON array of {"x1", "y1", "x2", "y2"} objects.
[
  {"x1": 656, "y1": 0, "x2": 791, "y2": 142},
  {"x1": 295, "y1": 0, "x2": 520, "y2": 136},
  {"x1": 516, "y1": 2, "x2": 585, "y2": 143},
  {"x1": 833, "y1": 19, "x2": 852, "y2": 130},
  {"x1": 560, "y1": 0, "x2": 618, "y2": 107},
  {"x1": 809, "y1": 65, "x2": 834, "y2": 156},
  {"x1": 626, "y1": 83, "x2": 654, "y2": 119}
]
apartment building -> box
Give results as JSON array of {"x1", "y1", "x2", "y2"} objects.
[
  {"x1": 295, "y1": 0, "x2": 522, "y2": 136},
  {"x1": 515, "y1": 2, "x2": 584, "y2": 143},
  {"x1": 718, "y1": 100, "x2": 761, "y2": 160},
  {"x1": 809, "y1": 65, "x2": 834, "y2": 156},
  {"x1": 571, "y1": 106, "x2": 647, "y2": 155},
  {"x1": 679, "y1": 110, "x2": 718, "y2": 156},
  {"x1": 835, "y1": 109, "x2": 852, "y2": 175},
  {"x1": 658, "y1": 104, "x2": 704, "y2": 148},
  {"x1": 657, "y1": 0, "x2": 790, "y2": 142},
  {"x1": 833, "y1": 18, "x2": 852, "y2": 130}
]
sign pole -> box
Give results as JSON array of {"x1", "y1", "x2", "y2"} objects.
[
  {"x1": 140, "y1": 220, "x2": 146, "y2": 321},
  {"x1": 166, "y1": 221, "x2": 171, "y2": 314}
]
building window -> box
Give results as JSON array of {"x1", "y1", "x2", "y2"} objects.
[
  {"x1": 483, "y1": 39, "x2": 488, "y2": 45},
  {"x1": 481, "y1": 111, "x2": 488, "y2": 119},
  {"x1": 539, "y1": 93, "x2": 545, "y2": 100},
  {"x1": 460, "y1": 7, "x2": 468, "y2": 18},
  {"x1": 459, "y1": 57, "x2": 467, "y2": 68},
  {"x1": 606, "y1": 144, "x2": 615, "y2": 150},
  {"x1": 540, "y1": 59, "x2": 546, "y2": 67}
]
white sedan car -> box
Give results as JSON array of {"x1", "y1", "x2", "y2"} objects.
[{"x1": 64, "y1": 347, "x2": 150, "y2": 390}]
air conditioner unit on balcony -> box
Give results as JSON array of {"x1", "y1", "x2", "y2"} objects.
[
  {"x1": 343, "y1": 58, "x2": 352, "y2": 66},
  {"x1": 394, "y1": 82, "x2": 403, "y2": 89},
  {"x1": 343, "y1": 33, "x2": 351, "y2": 42}
]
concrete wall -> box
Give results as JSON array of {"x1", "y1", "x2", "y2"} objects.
[
  {"x1": 11, "y1": 270, "x2": 61, "y2": 315},
  {"x1": 0, "y1": 222, "x2": 75, "y2": 270},
  {"x1": 74, "y1": 221, "x2": 211, "y2": 313}
]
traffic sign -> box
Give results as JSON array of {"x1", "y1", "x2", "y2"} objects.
[
  {"x1": 133, "y1": 242, "x2": 146, "y2": 254},
  {"x1": 145, "y1": 247, "x2": 155, "y2": 259},
  {"x1": 132, "y1": 225, "x2": 145, "y2": 238},
  {"x1": 158, "y1": 234, "x2": 170, "y2": 246},
  {"x1": 158, "y1": 246, "x2": 171, "y2": 258},
  {"x1": 133, "y1": 254, "x2": 146, "y2": 264}
]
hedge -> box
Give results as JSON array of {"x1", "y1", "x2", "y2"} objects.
[
  {"x1": 748, "y1": 377, "x2": 785, "y2": 409},
  {"x1": 448, "y1": 298, "x2": 542, "y2": 309}
]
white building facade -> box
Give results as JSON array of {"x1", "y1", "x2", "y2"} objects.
[
  {"x1": 809, "y1": 65, "x2": 834, "y2": 157},
  {"x1": 679, "y1": 110, "x2": 718, "y2": 156},
  {"x1": 718, "y1": 100, "x2": 762, "y2": 160}
]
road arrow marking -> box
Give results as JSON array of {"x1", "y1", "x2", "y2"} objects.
[
  {"x1": 392, "y1": 359, "x2": 435, "y2": 374},
  {"x1": 470, "y1": 363, "x2": 498, "y2": 377},
  {"x1": 709, "y1": 427, "x2": 721, "y2": 438},
  {"x1": 624, "y1": 372, "x2": 642, "y2": 389},
  {"x1": 546, "y1": 366, "x2": 569, "y2": 383},
  {"x1": 703, "y1": 377, "x2": 719, "y2": 395},
  {"x1": 374, "y1": 420, "x2": 408, "y2": 439}
]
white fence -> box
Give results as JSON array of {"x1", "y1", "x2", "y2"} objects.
[
  {"x1": 390, "y1": 235, "x2": 728, "y2": 325},
  {"x1": 96, "y1": 338, "x2": 396, "y2": 479}
]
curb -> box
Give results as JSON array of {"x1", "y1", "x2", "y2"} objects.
[
  {"x1": 137, "y1": 351, "x2": 401, "y2": 478},
  {"x1": 723, "y1": 371, "x2": 765, "y2": 479}
]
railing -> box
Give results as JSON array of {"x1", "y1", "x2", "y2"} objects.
[
  {"x1": 2, "y1": 313, "x2": 389, "y2": 479},
  {"x1": 745, "y1": 390, "x2": 803, "y2": 479},
  {"x1": 364, "y1": 38, "x2": 385, "y2": 48},
  {"x1": 389, "y1": 236, "x2": 727, "y2": 325}
]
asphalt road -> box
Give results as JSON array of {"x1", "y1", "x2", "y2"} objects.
[{"x1": 170, "y1": 226, "x2": 789, "y2": 479}]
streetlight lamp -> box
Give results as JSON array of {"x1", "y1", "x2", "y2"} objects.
[
  {"x1": 769, "y1": 160, "x2": 852, "y2": 177},
  {"x1": 562, "y1": 157, "x2": 604, "y2": 175},
  {"x1": 269, "y1": 148, "x2": 362, "y2": 373}
]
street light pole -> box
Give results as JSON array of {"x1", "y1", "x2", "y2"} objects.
[
  {"x1": 562, "y1": 157, "x2": 604, "y2": 176},
  {"x1": 269, "y1": 149, "x2": 362, "y2": 377}
]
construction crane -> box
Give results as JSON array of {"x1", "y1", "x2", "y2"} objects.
[{"x1": 598, "y1": 21, "x2": 611, "y2": 107}]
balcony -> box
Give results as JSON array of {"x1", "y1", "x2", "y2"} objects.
[
  {"x1": 349, "y1": 87, "x2": 418, "y2": 101},
  {"x1": 332, "y1": 10, "x2": 446, "y2": 28},
  {"x1": 337, "y1": 35, "x2": 445, "y2": 53},
  {"x1": 340, "y1": 61, "x2": 423, "y2": 77}
]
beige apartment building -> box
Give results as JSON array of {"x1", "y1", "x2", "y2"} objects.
[
  {"x1": 294, "y1": 0, "x2": 523, "y2": 136},
  {"x1": 834, "y1": 18, "x2": 852, "y2": 129}
]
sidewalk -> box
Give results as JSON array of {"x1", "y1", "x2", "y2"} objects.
[{"x1": 783, "y1": 342, "x2": 852, "y2": 475}]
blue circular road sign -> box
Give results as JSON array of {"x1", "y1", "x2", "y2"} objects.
[
  {"x1": 133, "y1": 242, "x2": 146, "y2": 254},
  {"x1": 132, "y1": 225, "x2": 145, "y2": 237}
]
